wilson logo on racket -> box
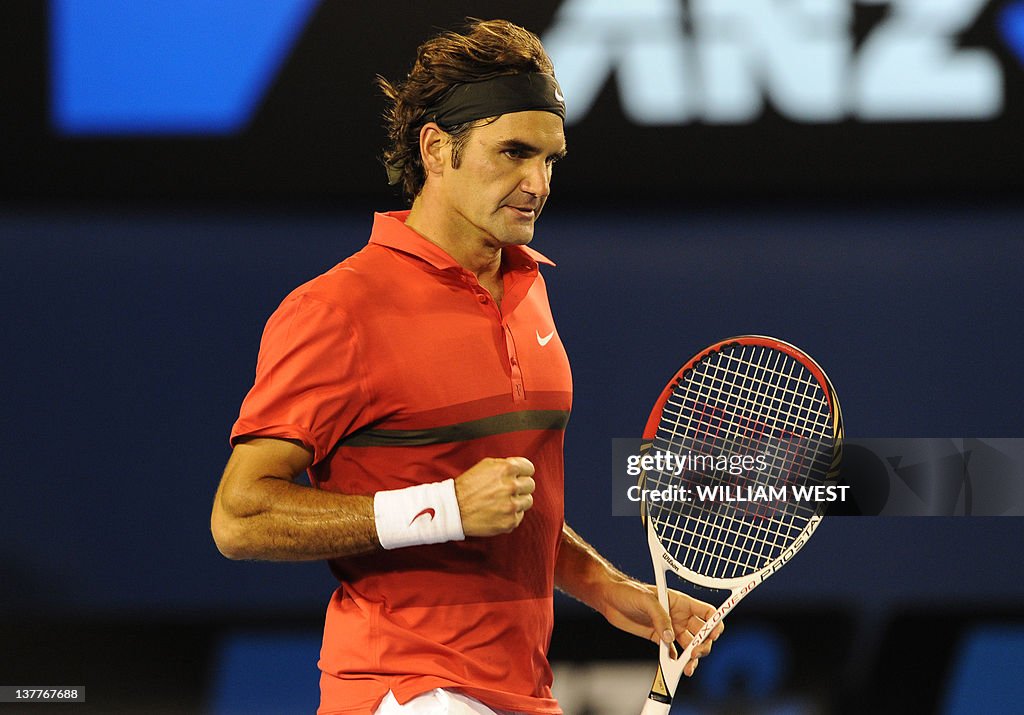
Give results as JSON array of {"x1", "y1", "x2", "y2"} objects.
[
  {"x1": 660, "y1": 552, "x2": 681, "y2": 571},
  {"x1": 638, "y1": 335, "x2": 842, "y2": 715}
]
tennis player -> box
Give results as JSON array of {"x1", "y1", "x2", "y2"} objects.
[{"x1": 210, "y1": 18, "x2": 723, "y2": 715}]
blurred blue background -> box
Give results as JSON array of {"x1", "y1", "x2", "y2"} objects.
[{"x1": 2, "y1": 2, "x2": 1023, "y2": 713}]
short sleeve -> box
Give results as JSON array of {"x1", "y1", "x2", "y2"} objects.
[{"x1": 230, "y1": 293, "x2": 370, "y2": 464}]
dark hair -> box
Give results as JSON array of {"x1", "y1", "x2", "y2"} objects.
[{"x1": 378, "y1": 19, "x2": 556, "y2": 201}]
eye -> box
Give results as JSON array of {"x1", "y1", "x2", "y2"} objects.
[{"x1": 503, "y1": 148, "x2": 525, "y2": 159}]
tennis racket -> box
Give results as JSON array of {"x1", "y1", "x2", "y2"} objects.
[{"x1": 638, "y1": 336, "x2": 842, "y2": 714}]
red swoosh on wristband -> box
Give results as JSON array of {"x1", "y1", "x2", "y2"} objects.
[{"x1": 409, "y1": 507, "x2": 436, "y2": 526}]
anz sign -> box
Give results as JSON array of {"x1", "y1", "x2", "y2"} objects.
[
  {"x1": 50, "y1": 0, "x2": 1024, "y2": 135},
  {"x1": 542, "y1": 0, "x2": 1024, "y2": 124}
]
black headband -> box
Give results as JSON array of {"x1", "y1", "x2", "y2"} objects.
[
  {"x1": 386, "y1": 72, "x2": 566, "y2": 185},
  {"x1": 427, "y1": 72, "x2": 565, "y2": 128}
]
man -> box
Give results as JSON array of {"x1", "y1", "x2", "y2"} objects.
[{"x1": 211, "y1": 18, "x2": 722, "y2": 715}]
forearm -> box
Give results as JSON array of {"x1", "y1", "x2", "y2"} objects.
[
  {"x1": 555, "y1": 522, "x2": 632, "y2": 613},
  {"x1": 211, "y1": 437, "x2": 380, "y2": 561},
  {"x1": 212, "y1": 438, "x2": 537, "y2": 562},
  {"x1": 212, "y1": 476, "x2": 378, "y2": 561},
  {"x1": 556, "y1": 524, "x2": 724, "y2": 665}
]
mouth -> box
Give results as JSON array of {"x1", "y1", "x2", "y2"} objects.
[{"x1": 504, "y1": 205, "x2": 538, "y2": 220}]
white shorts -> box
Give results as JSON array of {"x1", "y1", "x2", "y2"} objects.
[{"x1": 373, "y1": 689, "x2": 521, "y2": 715}]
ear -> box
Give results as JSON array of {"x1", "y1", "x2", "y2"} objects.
[{"x1": 419, "y1": 122, "x2": 449, "y2": 178}]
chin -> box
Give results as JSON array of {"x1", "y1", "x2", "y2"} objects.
[
  {"x1": 503, "y1": 233, "x2": 533, "y2": 247},
  {"x1": 498, "y1": 223, "x2": 535, "y2": 246}
]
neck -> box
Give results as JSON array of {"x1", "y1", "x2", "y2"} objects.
[{"x1": 405, "y1": 196, "x2": 503, "y2": 285}]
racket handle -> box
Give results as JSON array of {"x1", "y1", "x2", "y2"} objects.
[
  {"x1": 639, "y1": 656, "x2": 676, "y2": 715},
  {"x1": 639, "y1": 695, "x2": 671, "y2": 714}
]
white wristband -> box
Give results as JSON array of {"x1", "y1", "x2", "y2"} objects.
[{"x1": 373, "y1": 479, "x2": 466, "y2": 550}]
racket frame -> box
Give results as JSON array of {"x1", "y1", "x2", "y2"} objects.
[{"x1": 638, "y1": 335, "x2": 842, "y2": 713}]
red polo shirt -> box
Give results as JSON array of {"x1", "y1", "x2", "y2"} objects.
[{"x1": 231, "y1": 211, "x2": 573, "y2": 714}]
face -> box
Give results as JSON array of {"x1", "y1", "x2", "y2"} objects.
[{"x1": 436, "y1": 110, "x2": 566, "y2": 248}]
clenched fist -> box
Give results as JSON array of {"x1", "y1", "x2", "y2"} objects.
[{"x1": 454, "y1": 457, "x2": 536, "y2": 537}]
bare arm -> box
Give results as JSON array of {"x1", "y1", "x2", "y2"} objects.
[
  {"x1": 210, "y1": 437, "x2": 538, "y2": 561},
  {"x1": 210, "y1": 437, "x2": 378, "y2": 560},
  {"x1": 555, "y1": 523, "x2": 723, "y2": 676},
  {"x1": 554, "y1": 523, "x2": 632, "y2": 608}
]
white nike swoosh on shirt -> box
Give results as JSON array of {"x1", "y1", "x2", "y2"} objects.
[{"x1": 537, "y1": 330, "x2": 555, "y2": 347}]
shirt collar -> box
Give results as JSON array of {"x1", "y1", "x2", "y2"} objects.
[{"x1": 368, "y1": 210, "x2": 556, "y2": 271}]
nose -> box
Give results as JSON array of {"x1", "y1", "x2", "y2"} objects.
[{"x1": 520, "y1": 159, "x2": 552, "y2": 199}]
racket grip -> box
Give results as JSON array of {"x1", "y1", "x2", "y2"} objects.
[
  {"x1": 639, "y1": 695, "x2": 671, "y2": 714},
  {"x1": 639, "y1": 655, "x2": 676, "y2": 715}
]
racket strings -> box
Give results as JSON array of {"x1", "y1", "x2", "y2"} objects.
[
  {"x1": 671, "y1": 348, "x2": 829, "y2": 575},
  {"x1": 660, "y1": 349, "x2": 830, "y2": 576},
  {"x1": 690, "y1": 351, "x2": 822, "y2": 571},
  {"x1": 646, "y1": 344, "x2": 835, "y2": 580}
]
